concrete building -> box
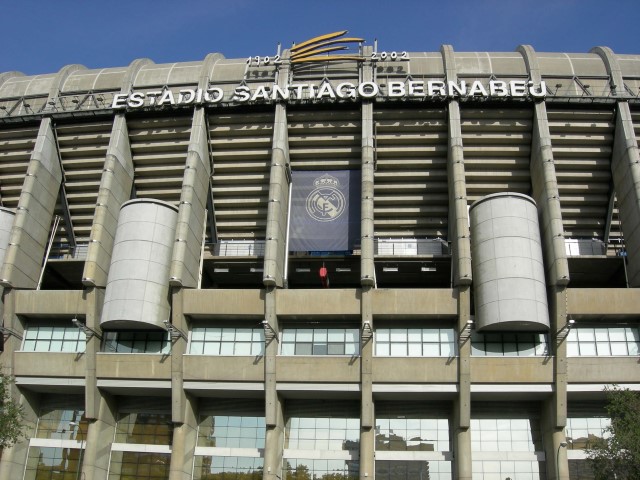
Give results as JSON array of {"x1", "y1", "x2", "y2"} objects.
[{"x1": 0, "y1": 42, "x2": 639, "y2": 480}]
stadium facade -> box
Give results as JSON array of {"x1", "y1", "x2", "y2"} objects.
[{"x1": 0, "y1": 38, "x2": 639, "y2": 480}]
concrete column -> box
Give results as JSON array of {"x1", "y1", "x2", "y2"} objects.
[
  {"x1": 441, "y1": 45, "x2": 472, "y2": 286},
  {"x1": 263, "y1": 393, "x2": 284, "y2": 480},
  {"x1": 551, "y1": 287, "x2": 568, "y2": 429},
  {"x1": 82, "y1": 114, "x2": 134, "y2": 287},
  {"x1": 0, "y1": 117, "x2": 62, "y2": 288},
  {"x1": 263, "y1": 288, "x2": 282, "y2": 479},
  {"x1": 361, "y1": 45, "x2": 375, "y2": 287},
  {"x1": 169, "y1": 394, "x2": 198, "y2": 480},
  {"x1": 360, "y1": 287, "x2": 374, "y2": 479},
  {"x1": 263, "y1": 53, "x2": 291, "y2": 288},
  {"x1": 0, "y1": 390, "x2": 38, "y2": 480},
  {"x1": 84, "y1": 287, "x2": 104, "y2": 420},
  {"x1": 455, "y1": 285, "x2": 472, "y2": 480},
  {"x1": 542, "y1": 398, "x2": 569, "y2": 480},
  {"x1": 171, "y1": 289, "x2": 188, "y2": 424},
  {"x1": 81, "y1": 393, "x2": 117, "y2": 480},
  {"x1": 170, "y1": 107, "x2": 211, "y2": 288},
  {"x1": 0, "y1": 289, "x2": 21, "y2": 374}
]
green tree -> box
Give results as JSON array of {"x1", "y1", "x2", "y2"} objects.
[
  {"x1": 586, "y1": 387, "x2": 640, "y2": 479},
  {"x1": 0, "y1": 369, "x2": 25, "y2": 448}
]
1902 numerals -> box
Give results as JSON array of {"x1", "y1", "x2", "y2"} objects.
[
  {"x1": 372, "y1": 51, "x2": 409, "y2": 61},
  {"x1": 246, "y1": 56, "x2": 282, "y2": 67}
]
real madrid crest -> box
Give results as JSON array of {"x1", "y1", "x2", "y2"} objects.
[{"x1": 306, "y1": 174, "x2": 346, "y2": 222}]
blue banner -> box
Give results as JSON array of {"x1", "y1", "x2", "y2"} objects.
[{"x1": 289, "y1": 170, "x2": 361, "y2": 252}]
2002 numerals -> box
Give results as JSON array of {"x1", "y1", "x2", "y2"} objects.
[
  {"x1": 372, "y1": 51, "x2": 409, "y2": 61},
  {"x1": 246, "y1": 56, "x2": 282, "y2": 67}
]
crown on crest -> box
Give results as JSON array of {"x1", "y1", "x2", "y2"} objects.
[{"x1": 314, "y1": 174, "x2": 340, "y2": 188}]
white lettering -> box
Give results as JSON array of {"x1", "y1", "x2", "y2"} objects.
[
  {"x1": 336, "y1": 82, "x2": 356, "y2": 99},
  {"x1": 146, "y1": 91, "x2": 162, "y2": 106},
  {"x1": 251, "y1": 86, "x2": 270, "y2": 102},
  {"x1": 448, "y1": 81, "x2": 467, "y2": 97},
  {"x1": 127, "y1": 92, "x2": 144, "y2": 108},
  {"x1": 408, "y1": 80, "x2": 425, "y2": 97},
  {"x1": 468, "y1": 81, "x2": 488, "y2": 96},
  {"x1": 510, "y1": 81, "x2": 527, "y2": 96},
  {"x1": 358, "y1": 82, "x2": 379, "y2": 98},
  {"x1": 271, "y1": 84, "x2": 290, "y2": 101},
  {"x1": 204, "y1": 88, "x2": 224, "y2": 103},
  {"x1": 428, "y1": 81, "x2": 446, "y2": 96},
  {"x1": 529, "y1": 81, "x2": 547, "y2": 97},
  {"x1": 178, "y1": 89, "x2": 196, "y2": 104},
  {"x1": 387, "y1": 81, "x2": 405, "y2": 98},
  {"x1": 316, "y1": 82, "x2": 337, "y2": 100},
  {"x1": 112, "y1": 93, "x2": 128, "y2": 109},
  {"x1": 233, "y1": 86, "x2": 251, "y2": 102},
  {"x1": 289, "y1": 83, "x2": 309, "y2": 99},
  {"x1": 157, "y1": 90, "x2": 175, "y2": 106},
  {"x1": 489, "y1": 81, "x2": 509, "y2": 97}
]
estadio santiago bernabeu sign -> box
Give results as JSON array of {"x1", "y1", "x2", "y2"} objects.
[
  {"x1": 111, "y1": 79, "x2": 547, "y2": 109},
  {"x1": 112, "y1": 30, "x2": 547, "y2": 109}
]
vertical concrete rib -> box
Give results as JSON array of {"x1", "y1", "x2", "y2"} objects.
[
  {"x1": 169, "y1": 108, "x2": 210, "y2": 288},
  {"x1": 518, "y1": 45, "x2": 570, "y2": 287},
  {"x1": 441, "y1": 44, "x2": 472, "y2": 480},
  {"x1": 592, "y1": 46, "x2": 640, "y2": 286},
  {"x1": 263, "y1": 289, "x2": 282, "y2": 480},
  {"x1": 360, "y1": 45, "x2": 375, "y2": 287},
  {"x1": 81, "y1": 59, "x2": 151, "y2": 287},
  {"x1": 263, "y1": 53, "x2": 291, "y2": 288},
  {"x1": 0, "y1": 117, "x2": 62, "y2": 288},
  {"x1": 441, "y1": 45, "x2": 472, "y2": 286},
  {"x1": 82, "y1": 394, "x2": 117, "y2": 480},
  {"x1": 43, "y1": 64, "x2": 86, "y2": 113}
]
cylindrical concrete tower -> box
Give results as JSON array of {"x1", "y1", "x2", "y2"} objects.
[
  {"x1": 101, "y1": 199, "x2": 178, "y2": 330},
  {"x1": 470, "y1": 193, "x2": 549, "y2": 331}
]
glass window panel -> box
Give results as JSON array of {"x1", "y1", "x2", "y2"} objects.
[
  {"x1": 594, "y1": 328, "x2": 609, "y2": 341},
  {"x1": 282, "y1": 330, "x2": 296, "y2": 342},
  {"x1": 251, "y1": 341, "x2": 264, "y2": 356},
  {"x1": 596, "y1": 342, "x2": 611, "y2": 356},
  {"x1": 281, "y1": 343, "x2": 295, "y2": 355},
  {"x1": 377, "y1": 329, "x2": 390, "y2": 342},
  {"x1": 220, "y1": 342, "x2": 234, "y2": 355},
  {"x1": 408, "y1": 343, "x2": 424, "y2": 356},
  {"x1": 628, "y1": 341, "x2": 639, "y2": 355},
  {"x1": 422, "y1": 343, "x2": 440, "y2": 356},
  {"x1": 580, "y1": 343, "x2": 597, "y2": 356},
  {"x1": 345, "y1": 329, "x2": 359, "y2": 344},
  {"x1": 297, "y1": 330, "x2": 313, "y2": 342},
  {"x1": 314, "y1": 329, "x2": 328, "y2": 342},
  {"x1": 577, "y1": 328, "x2": 595, "y2": 341},
  {"x1": 235, "y1": 328, "x2": 252, "y2": 341},
  {"x1": 519, "y1": 342, "x2": 535, "y2": 356},
  {"x1": 344, "y1": 341, "x2": 358, "y2": 356},
  {"x1": 441, "y1": 342, "x2": 455, "y2": 357},
  {"x1": 440, "y1": 329, "x2": 455, "y2": 342},
  {"x1": 626, "y1": 328, "x2": 639, "y2": 342},
  {"x1": 313, "y1": 343, "x2": 328, "y2": 355},
  {"x1": 296, "y1": 343, "x2": 312, "y2": 355},
  {"x1": 390, "y1": 343, "x2": 407, "y2": 356},
  {"x1": 390, "y1": 329, "x2": 407, "y2": 342},
  {"x1": 607, "y1": 329, "x2": 625, "y2": 341},
  {"x1": 235, "y1": 342, "x2": 251, "y2": 355},
  {"x1": 503, "y1": 342, "x2": 518, "y2": 356},
  {"x1": 485, "y1": 342, "x2": 503, "y2": 355},
  {"x1": 203, "y1": 342, "x2": 219, "y2": 355},
  {"x1": 327, "y1": 343, "x2": 344, "y2": 355},
  {"x1": 377, "y1": 343, "x2": 390, "y2": 356},
  {"x1": 328, "y1": 329, "x2": 344, "y2": 342}
]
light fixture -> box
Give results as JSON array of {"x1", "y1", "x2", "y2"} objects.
[
  {"x1": 163, "y1": 320, "x2": 187, "y2": 340},
  {"x1": 335, "y1": 267, "x2": 351, "y2": 273},
  {"x1": 382, "y1": 267, "x2": 398, "y2": 273},
  {"x1": 0, "y1": 326, "x2": 23, "y2": 341},
  {"x1": 71, "y1": 318, "x2": 102, "y2": 340},
  {"x1": 362, "y1": 321, "x2": 373, "y2": 344}
]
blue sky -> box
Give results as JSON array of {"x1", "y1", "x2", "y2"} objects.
[{"x1": 1, "y1": 0, "x2": 637, "y2": 76}]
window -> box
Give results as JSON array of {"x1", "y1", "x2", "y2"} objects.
[
  {"x1": 376, "y1": 460, "x2": 451, "y2": 480},
  {"x1": 281, "y1": 328, "x2": 359, "y2": 355},
  {"x1": 471, "y1": 332, "x2": 549, "y2": 357},
  {"x1": 22, "y1": 322, "x2": 85, "y2": 353},
  {"x1": 198, "y1": 414, "x2": 265, "y2": 449},
  {"x1": 375, "y1": 417, "x2": 450, "y2": 452},
  {"x1": 194, "y1": 456, "x2": 263, "y2": 479},
  {"x1": 115, "y1": 412, "x2": 173, "y2": 446},
  {"x1": 107, "y1": 451, "x2": 170, "y2": 480},
  {"x1": 284, "y1": 459, "x2": 358, "y2": 480},
  {"x1": 567, "y1": 326, "x2": 640, "y2": 356},
  {"x1": 190, "y1": 327, "x2": 264, "y2": 356},
  {"x1": 375, "y1": 328, "x2": 456, "y2": 357},
  {"x1": 25, "y1": 399, "x2": 87, "y2": 480},
  {"x1": 25, "y1": 446, "x2": 83, "y2": 480},
  {"x1": 103, "y1": 331, "x2": 170, "y2": 354},
  {"x1": 471, "y1": 409, "x2": 546, "y2": 480},
  {"x1": 285, "y1": 416, "x2": 360, "y2": 451},
  {"x1": 566, "y1": 416, "x2": 610, "y2": 450}
]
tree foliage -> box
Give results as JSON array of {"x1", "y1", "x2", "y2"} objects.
[
  {"x1": 586, "y1": 387, "x2": 640, "y2": 480},
  {"x1": 0, "y1": 369, "x2": 25, "y2": 449}
]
